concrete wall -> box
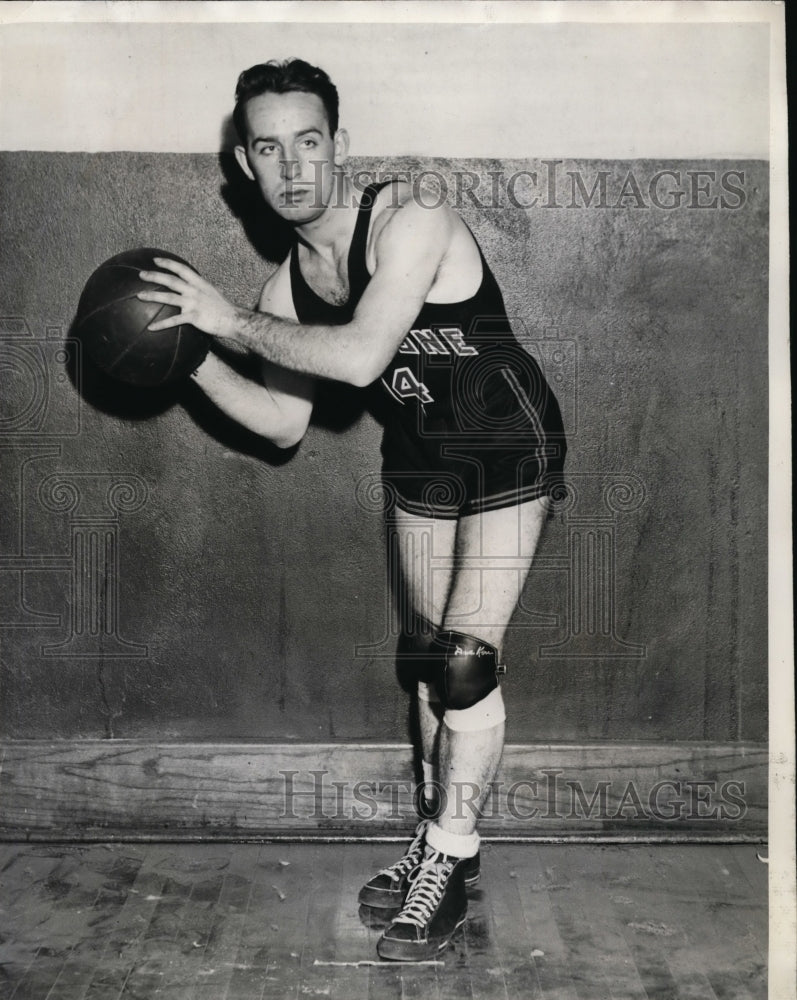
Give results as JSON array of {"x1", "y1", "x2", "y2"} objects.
[{"x1": 0, "y1": 152, "x2": 768, "y2": 743}]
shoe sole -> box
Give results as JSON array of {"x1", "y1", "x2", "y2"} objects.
[
  {"x1": 359, "y1": 868, "x2": 480, "y2": 910},
  {"x1": 376, "y1": 914, "x2": 467, "y2": 962},
  {"x1": 358, "y1": 904, "x2": 396, "y2": 931},
  {"x1": 357, "y1": 887, "x2": 404, "y2": 909}
]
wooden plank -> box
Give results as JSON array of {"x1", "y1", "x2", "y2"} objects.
[
  {"x1": 297, "y1": 845, "x2": 376, "y2": 1000},
  {"x1": 0, "y1": 844, "x2": 113, "y2": 1000},
  {"x1": 249, "y1": 843, "x2": 316, "y2": 1000},
  {"x1": 513, "y1": 846, "x2": 581, "y2": 1000},
  {"x1": 463, "y1": 846, "x2": 521, "y2": 1000},
  {"x1": 133, "y1": 846, "x2": 230, "y2": 995},
  {"x1": 435, "y1": 927, "x2": 473, "y2": 1000},
  {"x1": 85, "y1": 845, "x2": 215, "y2": 1000},
  {"x1": 108, "y1": 848, "x2": 215, "y2": 999},
  {"x1": 577, "y1": 844, "x2": 723, "y2": 999},
  {"x1": 45, "y1": 846, "x2": 145, "y2": 1000},
  {"x1": 5, "y1": 959, "x2": 64, "y2": 1000},
  {"x1": 728, "y1": 844, "x2": 769, "y2": 896},
  {"x1": 80, "y1": 846, "x2": 182, "y2": 1000},
  {"x1": 0, "y1": 740, "x2": 767, "y2": 840},
  {"x1": 0, "y1": 846, "x2": 67, "y2": 993},
  {"x1": 596, "y1": 844, "x2": 765, "y2": 1000},
  {"x1": 660, "y1": 847, "x2": 767, "y2": 1000},
  {"x1": 0, "y1": 842, "x2": 768, "y2": 1000},
  {"x1": 225, "y1": 850, "x2": 290, "y2": 1000},
  {"x1": 327, "y1": 843, "x2": 377, "y2": 998},
  {"x1": 184, "y1": 844, "x2": 259, "y2": 996},
  {"x1": 489, "y1": 743, "x2": 767, "y2": 839},
  {"x1": 559, "y1": 844, "x2": 656, "y2": 1000},
  {"x1": 521, "y1": 845, "x2": 621, "y2": 1000}
]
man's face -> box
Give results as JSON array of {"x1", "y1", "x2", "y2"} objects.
[{"x1": 234, "y1": 90, "x2": 347, "y2": 225}]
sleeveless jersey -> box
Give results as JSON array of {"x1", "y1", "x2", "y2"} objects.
[{"x1": 289, "y1": 182, "x2": 566, "y2": 517}]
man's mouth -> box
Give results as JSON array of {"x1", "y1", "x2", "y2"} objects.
[{"x1": 281, "y1": 187, "x2": 314, "y2": 205}]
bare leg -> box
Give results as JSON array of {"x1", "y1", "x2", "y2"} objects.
[
  {"x1": 417, "y1": 697, "x2": 442, "y2": 776},
  {"x1": 391, "y1": 510, "x2": 455, "y2": 792},
  {"x1": 393, "y1": 498, "x2": 549, "y2": 837},
  {"x1": 371, "y1": 498, "x2": 551, "y2": 960},
  {"x1": 436, "y1": 724, "x2": 505, "y2": 835},
  {"x1": 435, "y1": 497, "x2": 549, "y2": 839}
]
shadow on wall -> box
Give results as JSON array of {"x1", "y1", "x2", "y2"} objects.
[
  {"x1": 65, "y1": 319, "x2": 369, "y2": 465},
  {"x1": 62, "y1": 333, "x2": 297, "y2": 465},
  {"x1": 218, "y1": 151, "x2": 295, "y2": 266},
  {"x1": 218, "y1": 113, "x2": 294, "y2": 265}
]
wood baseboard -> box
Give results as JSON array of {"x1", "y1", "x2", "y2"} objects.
[{"x1": 0, "y1": 740, "x2": 766, "y2": 842}]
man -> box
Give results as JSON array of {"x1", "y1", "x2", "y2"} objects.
[{"x1": 138, "y1": 59, "x2": 566, "y2": 961}]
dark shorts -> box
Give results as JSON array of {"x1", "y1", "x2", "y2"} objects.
[{"x1": 381, "y1": 347, "x2": 567, "y2": 519}]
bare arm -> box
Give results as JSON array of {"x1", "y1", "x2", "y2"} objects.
[
  {"x1": 190, "y1": 261, "x2": 314, "y2": 448},
  {"x1": 138, "y1": 198, "x2": 455, "y2": 388}
]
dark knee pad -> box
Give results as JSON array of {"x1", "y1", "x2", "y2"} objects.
[
  {"x1": 398, "y1": 620, "x2": 443, "y2": 686},
  {"x1": 433, "y1": 630, "x2": 506, "y2": 710}
]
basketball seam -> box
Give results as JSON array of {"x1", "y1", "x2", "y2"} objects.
[
  {"x1": 106, "y1": 303, "x2": 174, "y2": 375},
  {"x1": 163, "y1": 326, "x2": 183, "y2": 383},
  {"x1": 75, "y1": 288, "x2": 171, "y2": 328},
  {"x1": 75, "y1": 256, "x2": 195, "y2": 326}
]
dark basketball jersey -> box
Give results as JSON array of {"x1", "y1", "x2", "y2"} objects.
[{"x1": 289, "y1": 182, "x2": 566, "y2": 518}]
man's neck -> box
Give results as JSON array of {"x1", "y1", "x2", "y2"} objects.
[{"x1": 294, "y1": 174, "x2": 360, "y2": 259}]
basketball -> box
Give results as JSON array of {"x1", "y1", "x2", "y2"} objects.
[{"x1": 74, "y1": 248, "x2": 209, "y2": 386}]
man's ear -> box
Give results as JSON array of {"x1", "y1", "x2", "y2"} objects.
[
  {"x1": 333, "y1": 128, "x2": 350, "y2": 166},
  {"x1": 234, "y1": 144, "x2": 255, "y2": 181}
]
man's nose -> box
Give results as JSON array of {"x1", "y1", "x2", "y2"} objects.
[{"x1": 280, "y1": 158, "x2": 300, "y2": 181}]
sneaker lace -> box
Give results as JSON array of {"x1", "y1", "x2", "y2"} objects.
[
  {"x1": 396, "y1": 851, "x2": 455, "y2": 928},
  {"x1": 376, "y1": 821, "x2": 429, "y2": 884}
]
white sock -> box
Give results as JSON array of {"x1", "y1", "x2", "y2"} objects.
[{"x1": 426, "y1": 822, "x2": 480, "y2": 859}]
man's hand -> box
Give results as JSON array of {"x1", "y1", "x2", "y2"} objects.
[{"x1": 137, "y1": 258, "x2": 240, "y2": 338}]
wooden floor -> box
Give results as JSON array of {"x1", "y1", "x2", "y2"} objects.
[{"x1": 0, "y1": 841, "x2": 767, "y2": 999}]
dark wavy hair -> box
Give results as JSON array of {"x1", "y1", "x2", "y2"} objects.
[{"x1": 233, "y1": 59, "x2": 340, "y2": 142}]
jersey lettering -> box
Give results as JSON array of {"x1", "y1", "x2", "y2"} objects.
[
  {"x1": 384, "y1": 366, "x2": 434, "y2": 404},
  {"x1": 438, "y1": 327, "x2": 479, "y2": 356},
  {"x1": 413, "y1": 328, "x2": 448, "y2": 355},
  {"x1": 396, "y1": 326, "x2": 479, "y2": 357}
]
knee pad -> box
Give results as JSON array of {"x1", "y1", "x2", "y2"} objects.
[
  {"x1": 398, "y1": 620, "x2": 442, "y2": 688},
  {"x1": 433, "y1": 630, "x2": 507, "y2": 711}
]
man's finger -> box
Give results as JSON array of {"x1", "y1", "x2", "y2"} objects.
[
  {"x1": 138, "y1": 270, "x2": 185, "y2": 291},
  {"x1": 146, "y1": 313, "x2": 184, "y2": 332},
  {"x1": 137, "y1": 289, "x2": 183, "y2": 307},
  {"x1": 152, "y1": 257, "x2": 197, "y2": 280}
]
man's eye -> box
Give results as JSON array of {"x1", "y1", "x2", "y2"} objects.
[
  {"x1": 300, "y1": 139, "x2": 317, "y2": 149},
  {"x1": 258, "y1": 145, "x2": 277, "y2": 155}
]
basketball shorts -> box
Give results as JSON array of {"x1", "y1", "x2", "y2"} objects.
[{"x1": 380, "y1": 348, "x2": 567, "y2": 519}]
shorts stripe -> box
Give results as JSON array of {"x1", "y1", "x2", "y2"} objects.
[
  {"x1": 384, "y1": 361, "x2": 566, "y2": 520},
  {"x1": 393, "y1": 479, "x2": 556, "y2": 519},
  {"x1": 500, "y1": 366, "x2": 548, "y2": 484}
]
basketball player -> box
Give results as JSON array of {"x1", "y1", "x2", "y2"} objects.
[{"x1": 138, "y1": 59, "x2": 566, "y2": 961}]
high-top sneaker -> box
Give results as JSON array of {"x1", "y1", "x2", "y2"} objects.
[
  {"x1": 358, "y1": 820, "x2": 429, "y2": 909},
  {"x1": 376, "y1": 849, "x2": 469, "y2": 961},
  {"x1": 358, "y1": 821, "x2": 480, "y2": 910}
]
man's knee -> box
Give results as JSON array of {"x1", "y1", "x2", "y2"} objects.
[
  {"x1": 433, "y1": 630, "x2": 507, "y2": 731},
  {"x1": 398, "y1": 622, "x2": 441, "y2": 693}
]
